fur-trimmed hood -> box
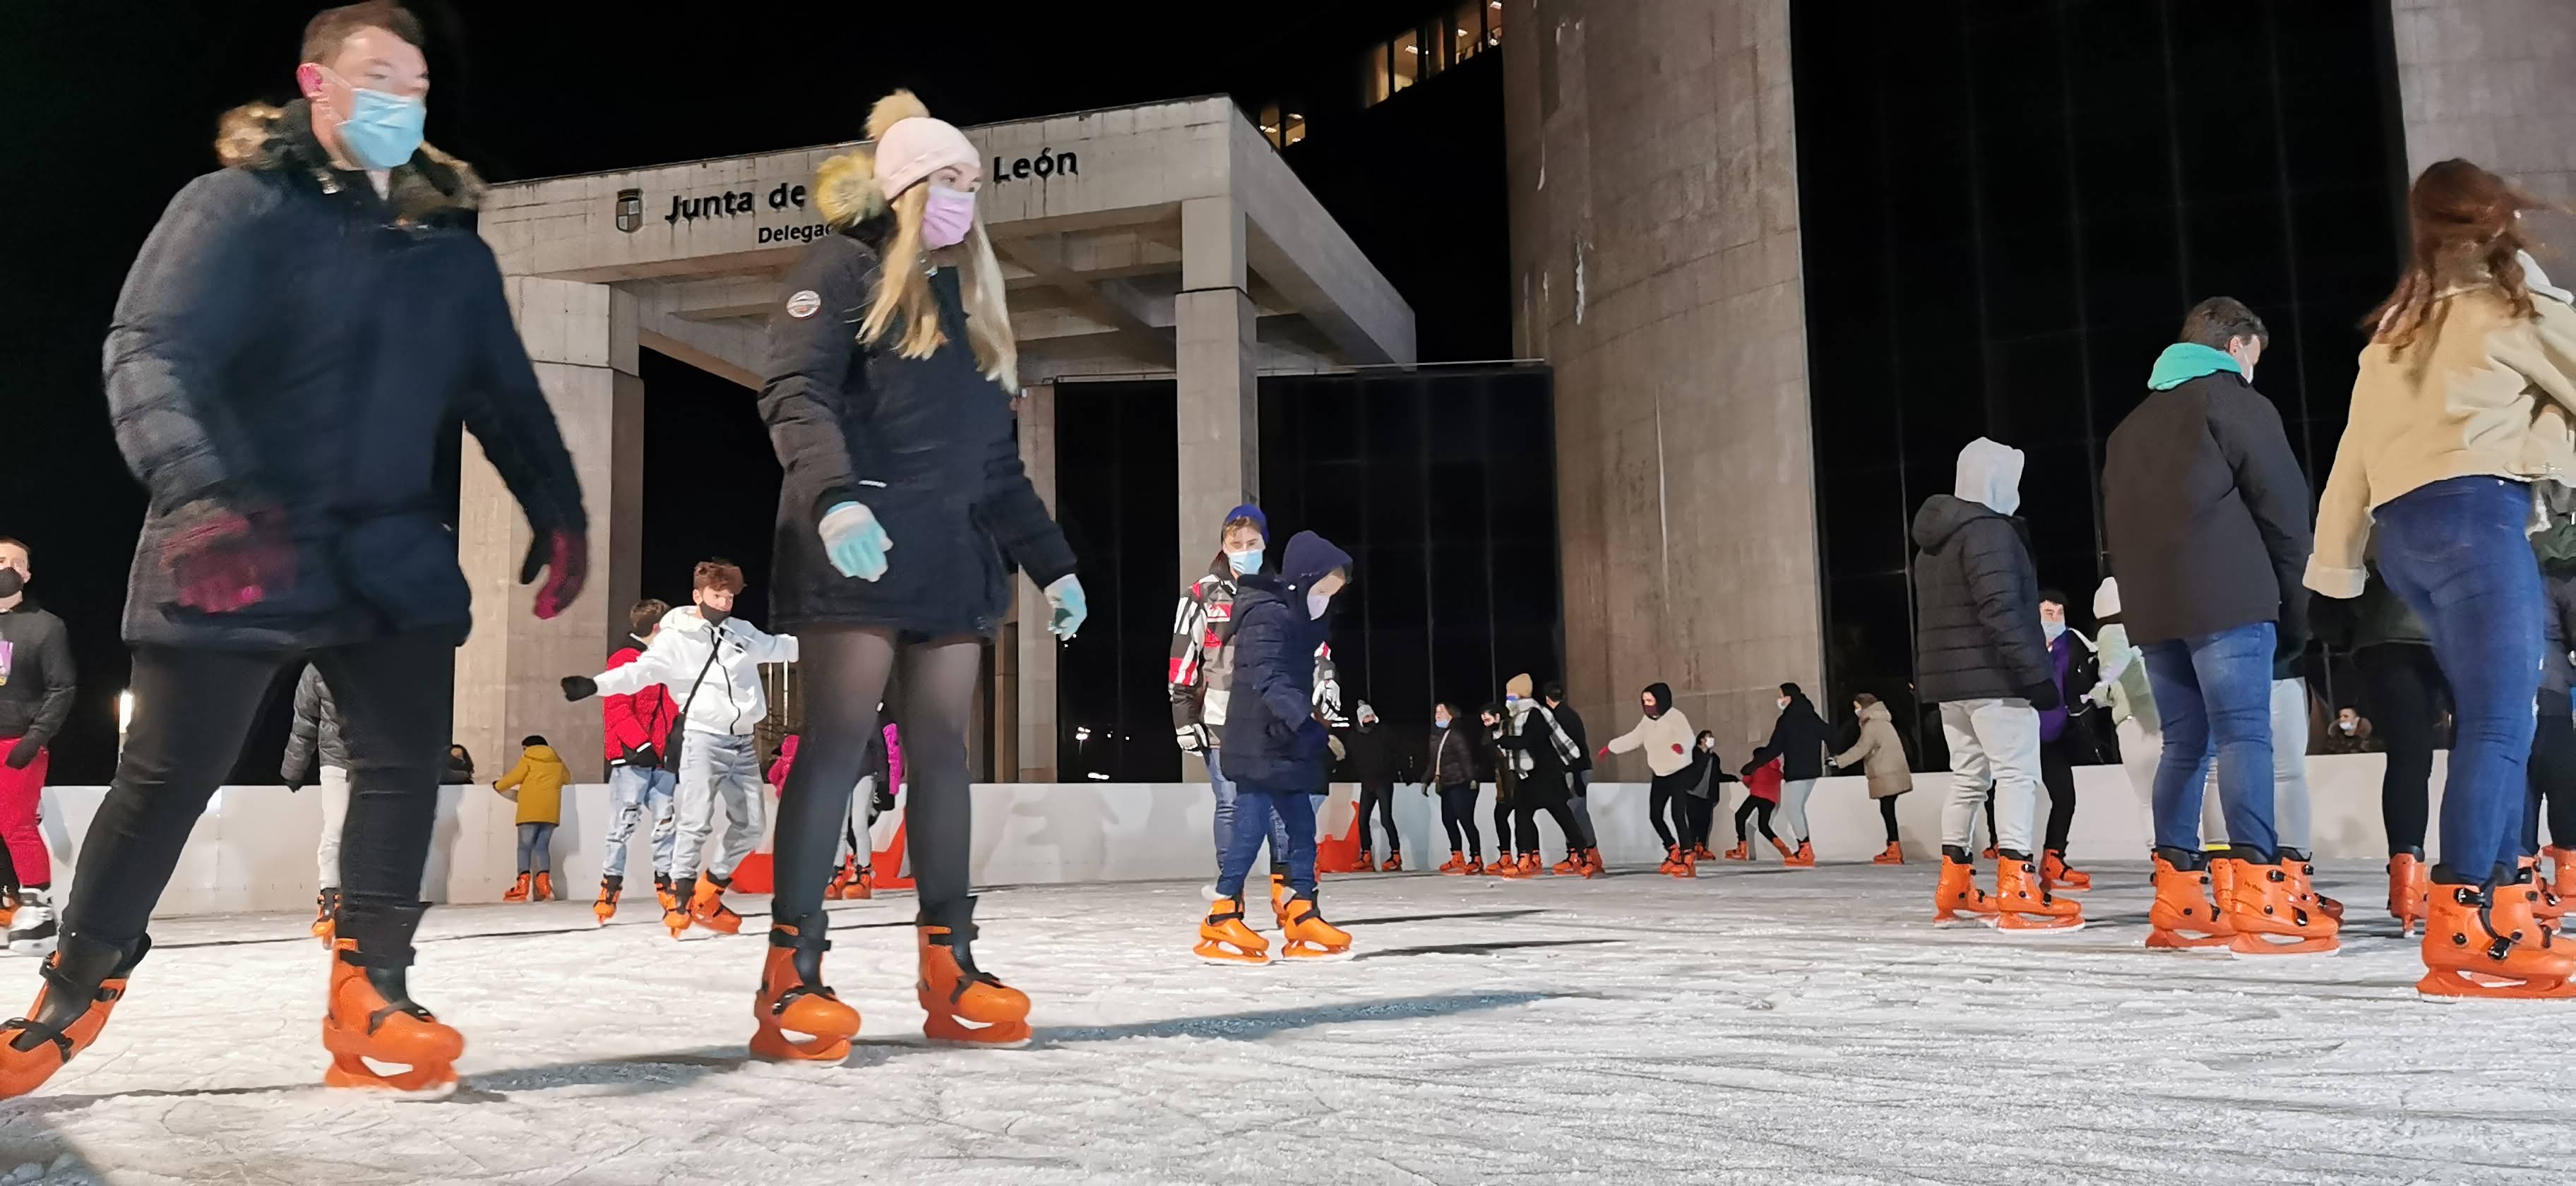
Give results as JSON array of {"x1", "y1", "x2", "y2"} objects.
[{"x1": 215, "y1": 98, "x2": 482, "y2": 225}]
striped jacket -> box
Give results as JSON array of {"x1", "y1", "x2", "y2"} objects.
[{"x1": 1168, "y1": 561, "x2": 1341, "y2": 751}]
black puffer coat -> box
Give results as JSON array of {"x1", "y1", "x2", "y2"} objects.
[
  {"x1": 1746, "y1": 689, "x2": 1829, "y2": 781},
  {"x1": 103, "y1": 102, "x2": 585, "y2": 651},
  {"x1": 760, "y1": 224, "x2": 1075, "y2": 637},
  {"x1": 1911, "y1": 441, "x2": 2051, "y2": 704},
  {"x1": 2101, "y1": 371, "x2": 2313, "y2": 649},
  {"x1": 1217, "y1": 534, "x2": 1352, "y2": 789}
]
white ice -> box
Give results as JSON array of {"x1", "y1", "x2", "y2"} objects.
[{"x1": 0, "y1": 862, "x2": 2568, "y2": 1185}]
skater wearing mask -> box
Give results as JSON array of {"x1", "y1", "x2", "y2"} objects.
[
  {"x1": 594, "y1": 600, "x2": 679, "y2": 924},
  {"x1": 1428, "y1": 702, "x2": 1484, "y2": 873},
  {"x1": 1911, "y1": 438, "x2": 2080, "y2": 930},
  {"x1": 571, "y1": 563, "x2": 793, "y2": 940},
  {"x1": 1345, "y1": 704, "x2": 1405, "y2": 871},
  {"x1": 1678, "y1": 732, "x2": 1736, "y2": 870},
  {"x1": 1170, "y1": 505, "x2": 1294, "y2": 888},
  {"x1": 2034, "y1": 592, "x2": 2095, "y2": 892},
  {"x1": 1744, "y1": 683, "x2": 1827, "y2": 866},
  {"x1": 280, "y1": 664, "x2": 347, "y2": 944},
  {"x1": 1832, "y1": 693, "x2": 1914, "y2": 864},
  {"x1": 1495, "y1": 674, "x2": 1591, "y2": 877},
  {"x1": 2106, "y1": 296, "x2": 2332, "y2": 956},
  {"x1": 1195, "y1": 533, "x2": 1356, "y2": 964},
  {"x1": 2311, "y1": 158, "x2": 2576, "y2": 994},
  {"x1": 1543, "y1": 683, "x2": 1601, "y2": 867},
  {"x1": 0, "y1": 1, "x2": 592, "y2": 1098},
  {"x1": 708, "y1": 90, "x2": 1083, "y2": 1054},
  {"x1": 0, "y1": 539, "x2": 71, "y2": 959},
  {"x1": 1604, "y1": 683, "x2": 1696, "y2": 874}
]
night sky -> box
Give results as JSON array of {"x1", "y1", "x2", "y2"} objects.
[{"x1": 0, "y1": 0, "x2": 1448, "y2": 781}]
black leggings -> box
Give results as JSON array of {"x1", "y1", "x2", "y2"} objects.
[
  {"x1": 1734, "y1": 797, "x2": 1778, "y2": 842},
  {"x1": 66, "y1": 635, "x2": 451, "y2": 951},
  {"x1": 771, "y1": 626, "x2": 982, "y2": 926},
  {"x1": 2527, "y1": 688, "x2": 2576, "y2": 853},
  {"x1": 1513, "y1": 798, "x2": 1579, "y2": 856},
  {"x1": 2040, "y1": 736, "x2": 2078, "y2": 853},
  {"x1": 1357, "y1": 782, "x2": 1398, "y2": 856},
  {"x1": 1491, "y1": 791, "x2": 1516, "y2": 856},
  {"x1": 2361, "y1": 642, "x2": 2446, "y2": 853},
  {"x1": 1646, "y1": 769, "x2": 1693, "y2": 848},
  {"x1": 1879, "y1": 793, "x2": 1902, "y2": 844},
  {"x1": 1437, "y1": 783, "x2": 1482, "y2": 857}
]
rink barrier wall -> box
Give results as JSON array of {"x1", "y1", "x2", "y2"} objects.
[{"x1": 37, "y1": 752, "x2": 2437, "y2": 918}]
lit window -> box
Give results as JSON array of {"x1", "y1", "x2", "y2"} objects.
[
  {"x1": 1489, "y1": 0, "x2": 1503, "y2": 45},
  {"x1": 1258, "y1": 102, "x2": 1283, "y2": 148},
  {"x1": 1282, "y1": 110, "x2": 1307, "y2": 147},
  {"x1": 1393, "y1": 28, "x2": 1420, "y2": 92},
  {"x1": 1453, "y1": 1, "x2": 1482, "y2": 62},
  {"x1": 1366, "y1": 42, "x2": 1392, "y2": 105}
]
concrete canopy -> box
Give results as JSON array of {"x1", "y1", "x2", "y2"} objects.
[{"x1": 455, "y1": 96, "x2": 1414, "y2": 786}]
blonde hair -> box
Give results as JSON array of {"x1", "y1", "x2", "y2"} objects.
[{"x1": 814, "y1": 92, "x2": 1020, "y2": 393}]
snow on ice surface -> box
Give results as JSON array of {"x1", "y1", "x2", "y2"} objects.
[{"x1": 0, "y1": 863, "x2": 2568, "y2": 1185}]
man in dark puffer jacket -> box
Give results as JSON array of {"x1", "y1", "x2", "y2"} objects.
[
  {"x1": 0, "y1": 3, "x2": 588, "y2": 1100},
  {"x1": 1910, "y1": 438, "x2": 2080, "y2": 929}
]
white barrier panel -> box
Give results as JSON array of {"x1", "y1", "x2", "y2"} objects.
[{"x1": 33, "y1": 752, "x2": 2441, "y2": 918}]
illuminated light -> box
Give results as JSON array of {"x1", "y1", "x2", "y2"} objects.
[
  {"x1": 117, "y1": 690, "x2": 135, "y2": 735},
  {"x1": 1405, "y1": 44, "x2": 1421, "y2": 53},
  {"x1": 1087, "y1": 772, "x2": 1111, "y2": 781}
]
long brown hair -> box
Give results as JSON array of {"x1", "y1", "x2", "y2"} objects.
[{"x1": 2363, "y1": 158, "x2": 2547, "y2": 352}]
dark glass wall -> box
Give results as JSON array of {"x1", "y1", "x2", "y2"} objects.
[
  {"x1": 1791, "y1": 0, "x2": 2402, "y2": 757},
  {"x1": 1053, "y1": 366, "x2": 1559, "y2": 781},
  {"x1": 1051, "y1": 381, "x2": 1182, "y2": 783},
  {"x1": 1261, "y1": 366, "x2": 1561, "y2": 736}
]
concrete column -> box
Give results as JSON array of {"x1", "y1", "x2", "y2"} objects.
[
  {"x1": 451, "y1": 278, "x2": 641, "y2": 898},
  {"x1": 1176, "y1": 196, "x2": 1259, "y2": 587},
  {"x1": 1502, "y1": 0, "x2": 1822, "y2": 759},
  {"x1": 1008, "y1": 383, "x2": 1059, "y2": 781},
  {"x1": 2391, "y1": 0, "x2": 2576, "y2": 246}
]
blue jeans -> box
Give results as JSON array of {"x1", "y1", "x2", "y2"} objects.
[
  {"x1": 2143, "y1": 621, "x2": 2278, "y2": 856},
  {"x1": 516, "y1": 822, "x2": 556, "y2": 874},
  {"x1": 603, "y1": 763, "x2": 676, "y2": 881},
  {"x1": 1216, "y1": 779, "x2": 1318, "y2": 901},
  {"x1": 1206, "y1": 746, "x2": 1290, "y2": 870},
  {"x1": 2375, "y1": 476, "x2": 2544, "y2": 886}
]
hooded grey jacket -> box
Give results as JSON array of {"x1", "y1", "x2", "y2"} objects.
[{"x1": 1911, "y1": 438, "x2": 2052, "y2": 704}]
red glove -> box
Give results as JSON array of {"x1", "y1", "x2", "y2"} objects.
[
  {"x1": 1672, "y1": 743, "x2": 1686, "y2": 755},
  {"x1": 520, "y1": 529, "x2": 589, "y2": 620},
  {"x1": 162, "y1": 505, "x2": 294, "y2": 614},
  {"x1": 1594, "y1": 746, "x2": 1609, "y2": 759}
]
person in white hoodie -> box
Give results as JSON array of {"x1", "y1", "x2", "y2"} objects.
[
  {"x1": 566, "y1": 561, "x2": 797, "y2": 938},
  {"x1": 1600, "y1": 682, "x2": 1697, "y2": 872}
]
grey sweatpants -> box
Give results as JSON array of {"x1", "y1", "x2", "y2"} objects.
[
  {"x1": 1940, "y1": 697, "x2": 2042, "y2": 855},
  {"x1": 674, "y1": 731, "x2": 767, "y2": 882}
]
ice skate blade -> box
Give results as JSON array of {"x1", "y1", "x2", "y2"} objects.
[
  {"x1": 2145, "y1": 928, "x2": 2235, "y2": 951},
  {"x1": 2416, "y1": 968, "x2": 2576, "y2": 999},
  {"x1": 1931, "y1": 914, "x2": 2000, "y2": 929},
  {"x1": 1194, "y1": 943, "x2": 1272, "y2": 966},
  {"x1": 1993, "y1": 914, "x2": 2085, "y2": 933},
  {"x1": 751, "y1": 1030, "x2": 853, "y2": 1063},
  {"x1": 324, "y1": 1056, "x2": 458, "y2": 1099},
  {"x1": 1278, "y1": 945, "x2": 1356, "y2": 963},
  {"x1": 925, "y1": 1017, "x2": 1032, "y2": 1048},
  {"x1": 2227, "y1": 933, "x2": 2338, "y2": 957}
]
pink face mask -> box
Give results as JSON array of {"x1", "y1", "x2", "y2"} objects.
[{"x1": 921, "y1": 184, "x2": 977, "y2": 248}]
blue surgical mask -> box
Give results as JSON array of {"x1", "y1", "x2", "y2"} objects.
[
  {"x1": 1306, "y1": 591, "x2": 1330, "y2": 620},
  {"x1": 1436, "y1": 717, "x2": 1450, "y2": 730},
  {"x1": 338, "y1": 88, "x2": 426, "y2": 170},
  {"x1": 1227, "y1": 548, "x2": 1262, "y2": 575}
]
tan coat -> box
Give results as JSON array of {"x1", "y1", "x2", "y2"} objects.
[
  {"x1": 1832, "y1": 702, "x2": 1913, "y2": 799},
  {"x1": 2309, "y1": 259, "x2": 2576, "y2": 597}
]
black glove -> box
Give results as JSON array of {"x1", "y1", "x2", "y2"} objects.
[
  {"x1": 284, "y1": 774, "x2": 305, "y2": 792},
  {"x1": 4, "y1": 737, "x2": 39, "y2": 770},
  {"x1": 562, "y1": 675, "x2": 599, "y2": 702},
  {"x1": 871, "y1": 783, "x2": 898, "y2": 813},
  {"x1": 2022, "y1": 681, "x2": 2062, "y2": 712},
  {"x1": 621, "y1": 743, "x2": 660, "y2": 769}
]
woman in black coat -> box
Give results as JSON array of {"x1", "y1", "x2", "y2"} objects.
[{"x1": 752, "y1": 92, "x2": 1081, "y2": 1055}]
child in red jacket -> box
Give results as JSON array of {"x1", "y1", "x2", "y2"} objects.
[
  {"x1": 595, "y1": 600, "x2": 679, "y2": 923},
  {"x1": 1727, "y1": 758, "x2": 1794, "y2": 863}
]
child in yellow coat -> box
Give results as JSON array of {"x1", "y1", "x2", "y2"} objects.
[{"x1": 494, "y1": 736, "x2": 570, "y2": 902}]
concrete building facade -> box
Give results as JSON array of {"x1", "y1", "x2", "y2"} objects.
[
  {"x1": 1502, "y1": 0, "x2": 1818, "y2": 761},
  {"x1": 460, "y1": 97, "x2": 1411, "y2": 782}
]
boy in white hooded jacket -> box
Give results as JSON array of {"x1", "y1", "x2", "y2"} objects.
[{"x1": 566, "y1": 561, "x2": 797, "y2": 936}]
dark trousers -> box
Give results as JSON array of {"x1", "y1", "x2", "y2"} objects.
[
  {"x1": 1356, "y1": 781, "x2": 1398, "y2": 857},
  {"x1": 1734, "y1": 797, "x2": 1777, "y2": 842},
  {"x1": 1491, "y1": 792, "x2": 1516, "y2": 856},
  {"x1": 2040, "y1": 734, "x2": 2079, "y2": 853},
  {"x1": 2527, "y1": 688, "x2": 2576, "y2": 854},
  {"x1": 1437, "y1": 783, "x2": 1482, "y2": 857},
  {"x1": 1683, "y1": 794, "x2": 1716, "y2": 849},
  {"x1": 1513, "y1": 798, "x2": 1578, "y2": 856},
  {"x1": 66, "y1": 635, "x2": 452, "y2": 950},
  {"x1": 2360, "y1": 642, "x2": 2446, "y2": 854},
  {"x1": 1646, "y1": 769, "x2": 1693, "y2": 848},
  {"x1": 1879, "y1": 793, "x2": 1902, "y2": 844}
]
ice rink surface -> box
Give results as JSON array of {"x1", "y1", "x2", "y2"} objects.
[{"x1": 0, "y1": 860, "x2": 2567, "y2": 1185}]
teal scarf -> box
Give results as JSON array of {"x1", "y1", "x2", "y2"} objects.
[{"x1": 2147, "y1": 342, "x2": 2243, "y2": 390}]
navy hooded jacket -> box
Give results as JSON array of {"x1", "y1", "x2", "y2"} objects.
[{"x1": 1219, "y1": 532, "x2": 1352, "y2": 788}]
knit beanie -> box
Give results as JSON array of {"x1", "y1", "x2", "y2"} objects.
[
  {"x1": 1505, "y1": 673, "x2": 1534, "y2": 700},
  {"x1": 871, "y1": 94, "x2": 980, "y2": 198},
  {"x1": 1223, "y1": 503, "x2": 1269, "y2": 538}
]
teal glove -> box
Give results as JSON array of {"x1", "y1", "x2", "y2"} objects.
[
  {"x1": 1045, "y1": 574, "x2": 1087, "y2": 639},
  {"x1": 818, "y1": 501, "x2": 892, "y2": 580}
]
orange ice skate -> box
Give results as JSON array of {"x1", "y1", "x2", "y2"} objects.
[
  {"x1": 1197, "y1": 892, "x2": 1272, "y2": 966},
  {"x1": 2145, "y1": 850, "x2": 2234, "y2": 950},
  {"x1": 1278, "y1": 892, "x2": 1354, "y2": 962},
  {"x1": 690, "y1": 873, "x2": 744, "y2": 935},
  {"x1": 1933, "y1": 849, "x2": 2000, "y2": 928},
  {"x1": 751, "y1": 916, "x2": 861, "y2": 1062},
  {"x1": 1993, "y1": 851, "x2": 2084, "y2": 932},
  {"x1": 2041, "y1": 850, "x2": 2092, "y2": 892},
  {"x1": 1873, "y1": 842, "x2": 1904, "y2": 865},
  {"x1": 2221, "y1": 858, "x2": 2339, "y2": 955},
  {"x1": 2418, "y1": 876, "x2": 2576, "y2": 999},
  {"x1": 918, "y1": 899, "x2": 1032, "y2": 1046},
  {"x1": 501, "y1": 873, "x2": 529, "y2": 903},
  {"x1": 1723, "y1": 842, "x2": 1751, "y2": 861},
  {"x1": 1784, "y1": 841, "x2": 1817, "y2": 868},
  {"x1": 322, "y1": 904, "x2": 463, "y2": 1096},
  {"x1": 0, "y1": 933, "x2": 148, "y2": 1099}
]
